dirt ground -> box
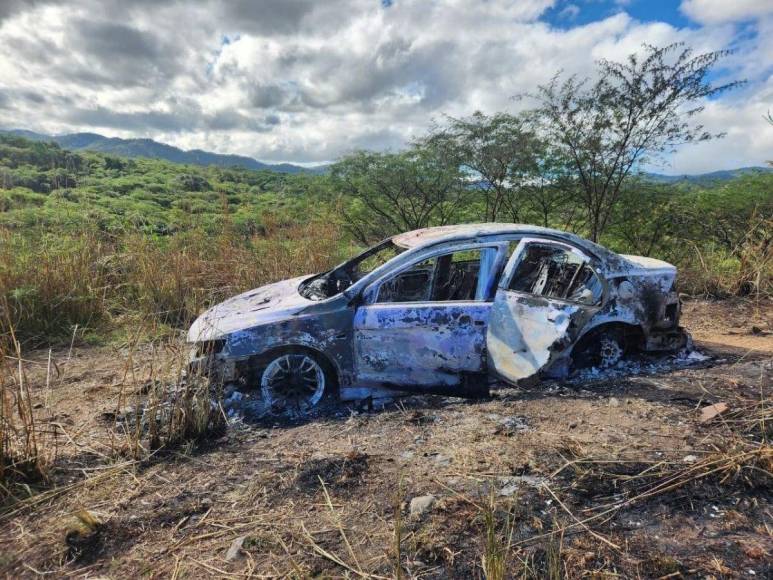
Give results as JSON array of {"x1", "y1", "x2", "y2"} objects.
[{"x1": 1, "y1": 298, "x2": 771, "y2": 579}]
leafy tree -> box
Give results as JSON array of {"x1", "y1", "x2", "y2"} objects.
[
  {"x1": 604, "y1": 178, "x2": 683, "y2": 256},
  {"x1": 517, "y1": 141, "x2": 580, "y2": 229},
  {"x1": 532, "y1": 43, "x2": 742, "y2": 242},
  {"x1": 425, "y1": 112, "x2": 543, "y2": 222},
  {"x1": 331, "y1": 144, "x2": 469, "y2": 243},
  {"x1": 176, "y1": 173, "x2": 211, "y2": 192}
]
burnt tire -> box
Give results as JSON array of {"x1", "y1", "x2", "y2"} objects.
[
  {"x1": 571, "y1": 328, "x2": 627, "y2": 371},
  {"x1": 256, "y1": 348, "x2": 336, "y2": 415}
]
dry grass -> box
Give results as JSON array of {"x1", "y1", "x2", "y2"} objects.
[
  {"x1": 0, "y1": 315, "x2": 56, "y2": 502},
  {"x1": 0, "y1": 217, "x2": 347, "y2": 346},
  {"x1": 0, "y1": 312, "x2": 232, "y2": 506},
  {"x1": 109, "y1": 326, "x2": 227, "y2": 460},
  {"x1": 480, "y1": 490, "x2": 514, "y2": 580},
  {"x1": 677, "y1": 215, "x2": 772, "y2": 299}
]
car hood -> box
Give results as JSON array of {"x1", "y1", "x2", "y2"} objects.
[
  {"x1": 187, "y1": 275, "x2": 312, "y2": 342},
  {"x1": 620, "y1": 254, "x2": 677, "y2": 276}
]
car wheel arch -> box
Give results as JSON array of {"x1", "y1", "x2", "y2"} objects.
[
  {"x1": 571, "y1": 321, "x2": 645, "y2": 358},
  {"x1": 240, "y1": 344, "x2": 341, "y2": 395}
]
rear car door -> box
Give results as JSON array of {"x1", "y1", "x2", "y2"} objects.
[
  {"x1": 353, "y1": 244, "x2": 503, "y2": 392},
  {"x1": 486, "y1": 238, "x2": 604, "y2": 384}
]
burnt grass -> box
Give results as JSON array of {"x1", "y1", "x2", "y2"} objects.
[
  {"x1": 293, "y1": 450, "x2": 370, "y2": 495},
  {"x1": 0, "y1": 300, "x2": 771, "y2": 578}
]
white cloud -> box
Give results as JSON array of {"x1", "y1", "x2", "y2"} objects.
[
  {"x1": 558, "y1": 4, "x2": 580, "y2": 20},
  {"x1": 665, "y1": 78, "x2": 773, "y2": 173},
  {"x1": 680, "y1": 0, "x2": 773, "y2": 24},
  {"x1": 0, "y1": 0, "x2": 768, "y2": 172}
]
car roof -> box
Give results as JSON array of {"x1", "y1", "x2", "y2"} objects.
[{"x1": 391, "y1": 223, "x2": 634, "y2": 274}]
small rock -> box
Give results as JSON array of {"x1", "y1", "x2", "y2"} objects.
[
  {"x1": 497, "y1": 475, "x2": 544, "y2": 497},
  {"x1": 751, "y1": 326, "x2": 762, "y2": 335},
  {"x1": 499, "y1": 483, "x2": 519, "y2": 497},
  {"x1": 609, "y1": 397, "x2": 620, "y2": 407},
  {"x1": 683, "y1": 454, "x2": 698, "y2": 464},
  {"x1": 409, "y1": 495, "x2": 436, "y2": 519},
  {"x1": 495, "y1": 416, "x2": 529, "y2": 435},
  {"x1": 225, "y1": 535, "x2": 246, "y2": 562}
]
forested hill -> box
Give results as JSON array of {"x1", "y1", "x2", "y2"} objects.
[
  {"x1": 0, "y1": 133, "x2": 323, "y2": 234},
  {"x1": 0, "y1": 129, "x2": 321, "y2": 174},
  {"x1": 643, "y1": 167, "x2": 772, "y2": 185},
  {"x1": 4, "y1": 128, "x2": 770, "y2": 183}
]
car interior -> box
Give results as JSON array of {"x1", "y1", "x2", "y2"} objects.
[
  {"x1": 376, "y1": 250, "x2": 483, "y2": 303},
  {"x1": 508, "y1": 243, "x2": 602, "y2": 305}
]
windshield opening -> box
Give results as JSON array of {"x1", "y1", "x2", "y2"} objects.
[{"x1": 299, "y1": 240, "x2": 406, "y2": 301}]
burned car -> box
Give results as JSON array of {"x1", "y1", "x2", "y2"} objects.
[{"x1": 188, "y1": 224, "x2": 688, "y2": 412}]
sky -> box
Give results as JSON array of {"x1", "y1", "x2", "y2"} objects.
[{"x1": 0, "y1": 0, "x2": 770, "y2": 173}]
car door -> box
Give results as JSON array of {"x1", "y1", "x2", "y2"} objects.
[
  {"x1": 353, "y1": 244, "x2": 504, "y2": 392},
  {"x1": 486, "y1": 238, "x2": 604, "y2": 384}
]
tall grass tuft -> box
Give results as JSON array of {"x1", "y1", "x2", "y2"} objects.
[
  {"x1": 111, "y1": 325, "x2": 226, "y2": 460},
  {"x1": 481, "y1": 490, "x2": 514, "y2": 580},
  {"x1": 0, "y1": 312, "x2": 52, "y2": 502}
]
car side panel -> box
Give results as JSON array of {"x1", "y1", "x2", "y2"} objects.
[{"x1": 353, "y1": 302, "x2": 490, "y2": 389}]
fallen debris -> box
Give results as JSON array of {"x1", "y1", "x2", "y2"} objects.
[
  {"x1": 700, "y1": 402, "x2": 729, "y2": 423},
  {"x1": 294, "y1": 452, "x2": 369, "y2": 494},
  {"x1": 568, "y1": 347, "x2": 713, "y2": 384}
]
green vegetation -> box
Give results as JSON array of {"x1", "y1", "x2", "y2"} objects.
[
  {"x1": 1, "y1": 43, "x2": 770, "y2": 347},
  {"x1": 0, "y1": 132, "x2": 326, "y2": 236}
]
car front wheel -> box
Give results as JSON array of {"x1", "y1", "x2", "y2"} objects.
[{"x1": 259, "y1": 351, "x2": 330, "y2": 414}]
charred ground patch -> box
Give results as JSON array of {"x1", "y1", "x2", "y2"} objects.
[{"x1": 293, "y1": 451, "x2": 370, "y2": 495}]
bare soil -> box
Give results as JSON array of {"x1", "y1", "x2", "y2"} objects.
[{"x1": 1, "y1": 299, "x2": 771, "y2": 578}]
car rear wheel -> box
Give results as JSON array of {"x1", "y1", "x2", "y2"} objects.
[{"x1": 259, "y1": 351, "x2": 330, "y2": 414}]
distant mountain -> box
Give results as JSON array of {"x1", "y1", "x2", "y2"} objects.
[
  {"x1": 643, "y1": 166, "x2": 772, "y2": 184},
  {"x1": 1, "y1": 129, "x2": 325, "y2": 174}
]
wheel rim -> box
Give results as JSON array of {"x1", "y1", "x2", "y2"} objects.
[
  {"x1": 260, "y1": 354, "x2": 325, "y2": 413},
  {"x1": 598, "y1": 337, "x2": 623, "y2": 368}
]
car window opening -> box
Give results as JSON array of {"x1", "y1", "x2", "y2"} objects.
[
  {"x1": 509, "y1": 243, "x2": 602, "y2": 305},
  {"x1": 299, "y1": 240, "x2": 406, "y2": 300},
  {"x1": 376, "y1": 248, "x2": 496, "y2": 303}
]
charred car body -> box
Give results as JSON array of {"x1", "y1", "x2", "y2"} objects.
[{"x1": 188, "y1": 224, "x2": 688, "y2": 412}]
